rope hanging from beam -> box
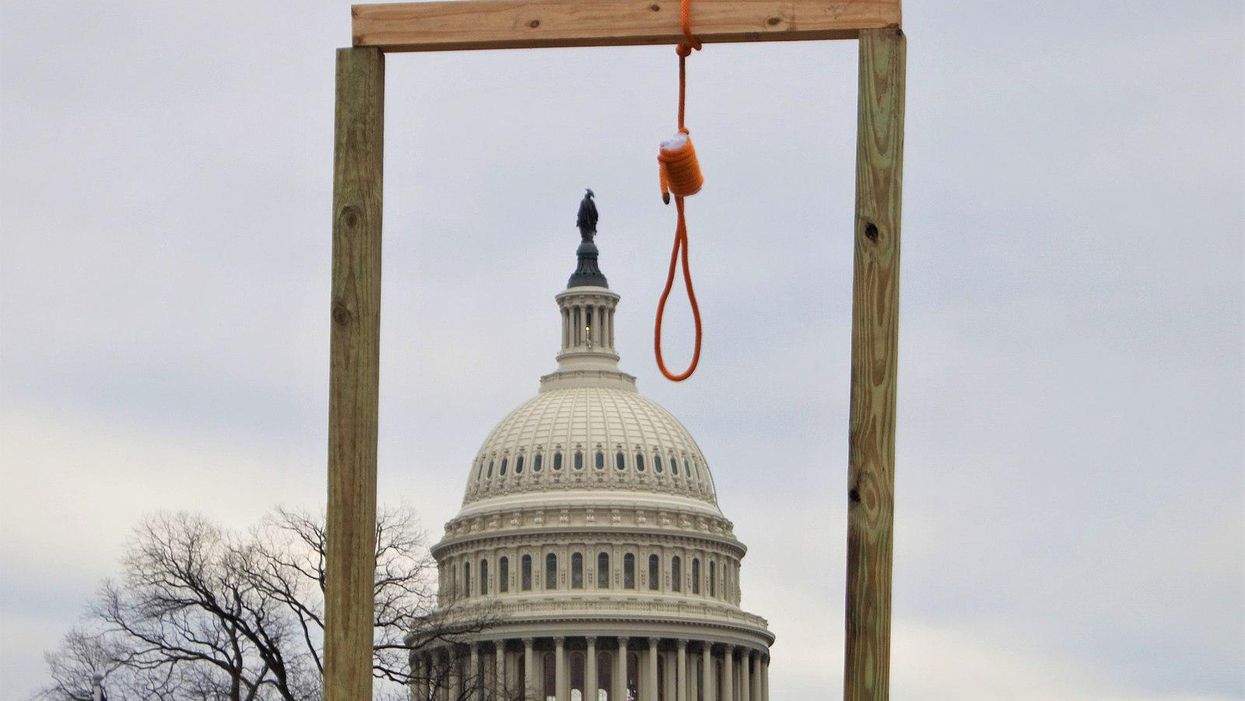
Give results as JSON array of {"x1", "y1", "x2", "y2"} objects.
[{"x1": 654, "y1": 0, "x2": 704, "y2": 382}]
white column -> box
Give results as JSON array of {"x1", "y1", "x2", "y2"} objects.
[
  {"x1": 700, "y1": 645, "x2": 712, "y2": 701},
  {"x1": 495, "y1": 642, "x2": 507, "y2": 699},
  {"x1": 762, "y1": 656, "x2": 769, "y2": 701},
  {"x1": 614, "y1": 637, "x2": 629, "y2": 701},
  {"x1": 585, "y1": 637, "x2": 598, "y2": 701},
  {"x1": 523, "y1": 638, "x2": 536, "y2": 701},
  {"x1": 739, "y1": 650, "x2": 750, "y2": 701},
  {"x1": 721, "y1": 648, "x2": 733, "y2": 701},
  {"x1": 439, "y1": 650, "x2": 451, "y2": 701},
  {"x1": 647, "y1": 639, "x2": 659, "y2": 701},
  {"x1": 676, "y1": 640, "x2": 688, "y2": 701},
  {"x1": 468, "y1": 644, "x2": 480, "y2": 701},
  {"x1": 555, "y1": 637, "x2": 568, "y2": 701}
]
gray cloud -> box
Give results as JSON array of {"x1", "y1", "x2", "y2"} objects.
[{"x1": 2, "y1": 0, "x2": 1241, "y2": 699}]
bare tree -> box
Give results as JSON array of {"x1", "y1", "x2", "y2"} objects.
[{"x1": 36, "y1": 506, "x2": 500, "y2": 701}]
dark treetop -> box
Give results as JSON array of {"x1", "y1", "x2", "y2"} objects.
[{"x1": 568, "y1": 189, "x2": 608, "y2": 288}]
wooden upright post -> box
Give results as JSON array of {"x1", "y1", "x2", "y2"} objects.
[
  {"x1": 844, "y1": 27, "x2": 905, "y2": 701},
  {"x1": 324, "y1": 46, "x2": 385, "y2": 701}
]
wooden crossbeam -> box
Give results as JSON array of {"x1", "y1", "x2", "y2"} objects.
[{"x1": 353, "y1": 0, "x2": 900, "y2": 52}]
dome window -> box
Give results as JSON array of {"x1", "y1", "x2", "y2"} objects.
[
  {"x1": 615, "y1": 451, "x2": 626, "y2": 471},
  {"x1": 515, "y1": 455, "x2": 524, "y2": 474},
  {"x1": 671, "y1": 457, "x2": 679, "y2": 476},
  {"x1": 553, "y1": 451, "x2": 563, "y2": 471},
  {"x1": 571, "y1": 553, "x2": 584, "y2": 589},
  {"x1": 597, "y1": 552, "x2": 610, "y2": 588},
  {"x1": 671, "y1": 556, "x2": 682, "y2": 592},
  {"x1": 499, "y1": 458, "x2": 508, "y2": 476},
  {"x1": 654, "y1": 454, "x2": 663, "y2": 474},
  {"x1": 623, "y1": 554, "x2": 635, "y2": 589},
  {"x1": 463, "y1": 562, "x2": 471, "y2": 599},
  {"x1": 480, "y1": 559, "x2": 489, "y2": 595},
  {"x1": 574, "y1": 450, "x2": 584, "y2": 471},
  {"x1": 595, "y1": 450, "x2": 605, "y2": 470},
  {"x1": 486, "y1": 460, "x2": 494, "y2": 478},
  {"x1": 692, "y1": 559, "x2": 701, "y2": 595},
  {"x1": 533, "y1": 453, "x2": 543, "y2": 472},
  {"x1": 635, "y1": 453, "x2": 646, "y2": 472},
  {"x1": 499, "y1": 557, "x2": 510, "y2": 593},
  {"x1": 545, "y1": 553, "x2": 558, "y2": 590},
  {"x1": 521, "y1": 555, "x2": 532, "y2": 591},
  {"x1": 648, "y1": 554, "x2": 660, "y2": 591},
  {"x1": 710, "y1": 560, "x2": 717, "y2": 598}
]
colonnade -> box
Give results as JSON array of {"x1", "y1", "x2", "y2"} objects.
[
  {"x1": 412, "y1": 636, "x2": 770, "y2": 701},
  {"x1": 561, "y1": 302, "x2": 615, "y2": 352}
]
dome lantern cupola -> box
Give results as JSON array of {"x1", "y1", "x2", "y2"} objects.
[{"x1": 541, "y1": 193, "x2": 634, "y2": 392}]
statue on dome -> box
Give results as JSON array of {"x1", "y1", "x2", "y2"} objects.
[{"x1": 576, "y1": 188, "x2": 598, "y2": 242}]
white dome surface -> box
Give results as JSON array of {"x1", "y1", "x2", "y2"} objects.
[{"x1": 462, "y1": 384, "x2": 720, "y2": 514}]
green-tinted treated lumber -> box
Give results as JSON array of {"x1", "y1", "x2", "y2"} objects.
[
  {"x1": 844, "y1": 26, "x2": 905, "y2": 701},
  {"x1": 324, "y1": 46, "x2": 384, "y2": 701}
]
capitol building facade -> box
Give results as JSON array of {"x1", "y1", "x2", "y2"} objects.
[{"x1": 411, "y1": 213, "x2": 773, "y2": 701}]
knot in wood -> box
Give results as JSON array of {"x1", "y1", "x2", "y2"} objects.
[
  {"x1": 338, "y1": 205, "x2": 362, "y2": 231},
  {"x1": 331, "y1": 301, "x2": 354, "y2": 326}
]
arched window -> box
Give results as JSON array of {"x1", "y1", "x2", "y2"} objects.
[
  {"x1": 515, "y1": 455, "x2": 524, "y2": 474},
  {"x1": 615, "y1": 451, "x2": 626, "y2": 471},
  {"x1": 463, "y1": 562, "x2": 471, "y2": 598},
  {"x1": 654, "y1": 454, "x2": 663, "y2": 473},
  {"x1": 672, "y1": 556, "x2": 682, "y2": 592},
  {"x1": 486, "y1": 460, "x2": 494, "y2": 478},
  {"x1": 499, "y1": 556, "x2": 510, "y2": 593},
  {"x1": 574, "y1": 450, "x2": 584, "y2": 470},
  {"x1": 480, "y1": 559, "x2": 489, "y2": 595},
  {"x1": 521, "y1": 555, "x2": 532, "y2": 591},
  {"x1": 533, "y1": 453, "x2": 543, "y2": 472},
  {"x1": 648, "y1": 554, "x2": 660, "y2": 591},
  {"x1": 710, "y1": 560, "x2": 717, "y2": 597},
  {"x1": 545, "y1": 553, "x2": 558, "y2": 590},
  {"x1": 597, "y1": 552, "x2": 610, "y2": 588},
  {"x1": 635, "y1": 452, "x2": 646, "y2": 472},
  {"x1": 595, "y1": 450, "x2": 605, "y2": 470},
  {"x1": 476, "y1": 459, "x2": 485, "y2": 480},
  {"x1": 499, "y1": 457, "x2": 508, "y2": 476},
  {"x1": 571, "y1": 553, "x2": 584, "y2": 589},
  {"x1": 553, "y1": 451, "x2": 563, "y2": 471},
  {"x1": 623, "y1": 553, "x2": 635, "y2": 589},
  {"x1": 671, "y1": 456, "x2": 679, "y2": 475},
  {"x1": 692, "y1": 558, "x2": 701, "y2": 595}
]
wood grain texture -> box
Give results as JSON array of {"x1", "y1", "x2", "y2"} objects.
[
  {"x1": 324, "y1": 46, "x2": 384, "y2": 701},
  {"x1": 352, "y1": 0, "x2": 900, "y2": 52},
  {"x1": 844, "y1": 27, "x2": 904, "y2": 701}
]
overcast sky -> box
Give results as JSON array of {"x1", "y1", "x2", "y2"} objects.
[{"x1": 1, "y1": 1, "x2": 1242, "y2": 699}]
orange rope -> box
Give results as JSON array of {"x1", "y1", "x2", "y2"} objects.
[{"x1": 654, "y1": 0, "x2": 703, "y2": 382}]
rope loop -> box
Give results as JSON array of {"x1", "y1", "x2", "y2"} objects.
[{"x1": 654, "y1": 197, "x2": 702, "y2": 381}]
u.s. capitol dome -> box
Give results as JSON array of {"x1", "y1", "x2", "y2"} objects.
[{"x1": 413, "y1": 198, "x2": 773, "y2": 701}]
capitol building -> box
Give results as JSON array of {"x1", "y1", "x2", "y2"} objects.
[{"x1": 411, "y1": 204, "x2": 774, "y2": 701}]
